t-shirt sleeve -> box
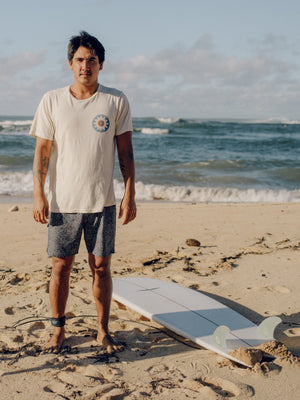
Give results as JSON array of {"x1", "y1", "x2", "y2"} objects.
[
  {"x1": 115, "y1": 93, "x2": 133, "y2": 136},
  {"x1": 29, "y1": 93, "x2": 55, "y2": 140}
]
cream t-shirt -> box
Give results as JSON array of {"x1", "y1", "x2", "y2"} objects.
[{"x1": 30, "y1": 85, "x2": 132, "y2": 213}]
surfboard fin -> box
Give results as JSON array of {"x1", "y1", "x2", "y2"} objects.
[
  {"x1": 212, "y1": 325, "x2": 230, "y2": 351},
  {"x1": 257, "y1": 316, "x2": 281, "y2": 340}
]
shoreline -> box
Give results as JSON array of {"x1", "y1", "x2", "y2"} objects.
[
  {"x1": 0, "y1": 195, "x2": 34, "y2": 204},
  {"x1": 1, "y1": 193, "x2": 299, "y2": 205}
]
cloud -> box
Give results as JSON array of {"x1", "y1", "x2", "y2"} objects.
[
  {"x1": 0, "y1": 52, "x2": 45, "y2": 82},
  {"x1": 1, "y1": 35, "x2": 300, "y2": 118},
  {"x1": 248, "y1": 34, "x2": 290, "y2": 57},
  {"x1": 0, "y1": 53, "x2": 69, "y2": 115},
  {"x1": 103, "y1": 34, "x2": 300, "y2": 118},
  {"x1": 107, "y1": 34, "x2": 297, "y2": 87}
]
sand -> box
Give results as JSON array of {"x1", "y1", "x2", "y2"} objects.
[{"x1": 0, "y1": 201, "x2": 299, "y2": 399}]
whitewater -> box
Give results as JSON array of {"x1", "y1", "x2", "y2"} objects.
[{"x1": 0, "y1": 116, "x2": 299, "y2": 203}]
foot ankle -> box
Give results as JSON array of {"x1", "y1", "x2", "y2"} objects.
[
  {"x1": 43, "y1": 329, "x2": 66, "y2": 353},
  {"x1": 96, "y1": 332, "x2": 124, "y2": 354}
]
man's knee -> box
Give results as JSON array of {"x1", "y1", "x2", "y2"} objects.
[
  {"x1": 52, "y1": 256, "x2": 74, "y2": 278},
  {"x1": 90, "y1": 255, "x2": 111, "y2": 279}
]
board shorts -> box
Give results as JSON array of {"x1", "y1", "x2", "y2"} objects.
[{"x1": 47, "y1": 205, "x2": 116, "y2": 258}]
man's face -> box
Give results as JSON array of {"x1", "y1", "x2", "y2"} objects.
[{"x1": 69, "y1": 46, "x2": 103, "y2": 86}]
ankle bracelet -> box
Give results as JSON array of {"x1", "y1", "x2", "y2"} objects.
[{"x1": 51, "y1": 316, "x2": 66, "y2": 327}]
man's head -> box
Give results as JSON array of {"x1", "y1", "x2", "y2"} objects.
[{"x1": 68, "y1": 31, "x2": 105, "y2": 64}]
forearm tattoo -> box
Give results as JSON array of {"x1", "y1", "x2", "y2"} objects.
[
  {"x1": 33, "y1": 156, "x2": 49, "y2": 185},
  {"x1": 119, "y1": 161, "x2": 126, "y2": 178},
  {"x1": 119, "y1": 151, "x2": 134, "y2": 180}
]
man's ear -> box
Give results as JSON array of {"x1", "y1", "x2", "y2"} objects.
[
  {"x1": 99, "y1": 62, "x2": 104, "y2": 71},
  {"x1": 69, "y1": 60, "x2": 73, "y2": 70}
]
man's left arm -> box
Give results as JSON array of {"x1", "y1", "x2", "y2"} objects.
[{"x1": 116, "y1": 131, "x2": 137, "y2": 225}]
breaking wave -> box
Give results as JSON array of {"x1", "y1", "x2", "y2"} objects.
[
  {"x1": 115, "y1": 180, "x2": 300, "y2": 203},
  {"x1": 1, "y1": 172, "x2": 299, "y2": 203}
]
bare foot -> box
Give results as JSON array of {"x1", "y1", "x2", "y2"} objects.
[
  {"x1": 43, "y1": 328, "x2": 66, "y2": 353},
  {"x1": 96, "y1": 333, "x2": 125, "y2": 354}
]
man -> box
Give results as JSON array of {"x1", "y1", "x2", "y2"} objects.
[{"x1": 30, "y1": 31, "x2": 136, "y2": 353}]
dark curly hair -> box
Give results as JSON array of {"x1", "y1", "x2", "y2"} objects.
[{"x1": 68, "y1": 31, "x2": 105, "y2": 63}]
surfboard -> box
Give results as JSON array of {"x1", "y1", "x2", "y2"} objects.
[{"x1": 112, "y1": 277, "x2": 281, "y2": 367}]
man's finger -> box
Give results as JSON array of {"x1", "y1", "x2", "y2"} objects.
[
  {"x1": 122, "y1": 208, "x2": 136, "y2": 225},
  {"x1": 33, "y1": 209, "x2": 48, "y2": 224}
]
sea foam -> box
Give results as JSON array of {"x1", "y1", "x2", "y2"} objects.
[
  {"x1": 1, "y1": 119, "x2": 33, "y2": 127},
  {"x1": 156, "y1": 117, "x2": 180, "y2": 124},
  {"x1": 1, "y1": 172, "x2": 299, "y2": 203},
  {"x1": 140, "y1": 128, "x2": 169, "y2": 135},
  {"x1": 115, "y1": 180, "x2": 300, "y2": 203}
]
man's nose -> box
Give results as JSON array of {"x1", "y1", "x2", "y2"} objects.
[{"x1": 82, "y1": 60, "x2": 89, "y2": 69}]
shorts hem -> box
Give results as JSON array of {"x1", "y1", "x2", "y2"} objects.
[
  {"x1": 47, "y1": 250, "x2": 79, "y2": 258},
  {"x1": 87, "y1": 249, "x2": 115, "y2": 258}
]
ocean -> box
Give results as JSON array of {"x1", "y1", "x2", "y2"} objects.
[{"x1": 0, "y1": 116, "x2": 299, "y2": 203}]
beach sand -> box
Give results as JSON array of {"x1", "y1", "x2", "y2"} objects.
[{"x1": 0, "y1": 202, "x2": 299, "y2": 399}]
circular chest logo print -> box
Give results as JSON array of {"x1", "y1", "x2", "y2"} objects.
[{"x1": 92, "y1": 114, "x2": 110, "y2": 133}]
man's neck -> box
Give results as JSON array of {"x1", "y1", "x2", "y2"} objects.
[{"x1": 70, "y1": 83, "x2": 99, "y2": 100}]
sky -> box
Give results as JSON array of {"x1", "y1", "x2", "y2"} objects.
[{"x1": 1, "y1": 0, "x2": 300, "y2": 119}]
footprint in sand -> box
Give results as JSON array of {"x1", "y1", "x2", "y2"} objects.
[
  {"x1": 84, "y1": 364, "x2": 106, "y2": 380},
  {"x1": 196, "y1": 377, "x2": 254, "y2": 398},
  {"x1": 9, "y1": 273, "x2": 31, "y2": 285},
  {"x1": 28, "y1": 321, "x2": 46, "y2": 337},
  {"x1": 285, "y1": 328, "x2": 300, "y2": 337},
  {"x1": 250, "y1": 285, "x2": 290, "y2": 294},
  {"x1": 57, "y1": 371, "x2": 102, "y2": 387},
  {"x1": 147, "y1": 363, "x2": 169, "y2": 375},
  {"x1": 43, "y1": 382, "x2": 69, "y2": 397},
  {"x1": 190, "y1": 360, "x2": 211, "y2": 375},
  {"x1": 4, "y1": 306, "x2": 18, "y2": 315},
  {"x1": 71, "y1": 290, "x2": 93, "y2": 304},
  {"x1": 29, "y1": 282, "x2": 49, "y2": 292},
  {"x1": 4, "y1": 298, "x2": 45, "y2": 317},
  {"x1": 0, "y1": 331, "x2": 26, "y2": 348},
  {"x1": 267, "y1": 286, "x2": 290, "y2": 294}
]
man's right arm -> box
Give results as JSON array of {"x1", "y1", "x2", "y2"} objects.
[{"x1": 32, "y1": 137, "x2": 52, "y2": 224}]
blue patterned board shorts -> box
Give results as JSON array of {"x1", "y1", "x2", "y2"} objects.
[{"x1": 47, "y1": 205, "x2": 116, "y2": 258}]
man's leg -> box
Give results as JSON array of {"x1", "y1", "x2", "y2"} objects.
[
  {"x1": 45, "y1": 255, "x2": 74, "y2": 352},
  {"x1": 89, "y1": 253, "x2": 123, "y2": 353}
]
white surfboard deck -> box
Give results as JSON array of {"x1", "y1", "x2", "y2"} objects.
[{"x1": 112, "y1": 277, "x2": 281, "y2": 367}]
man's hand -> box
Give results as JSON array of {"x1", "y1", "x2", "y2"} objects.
[
  {"x1": 118, "y1": 197, "x2": 137, "y2": 225},
  {"x1": 33, "y1": 194, "x2": 49, "y2": 224}
]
